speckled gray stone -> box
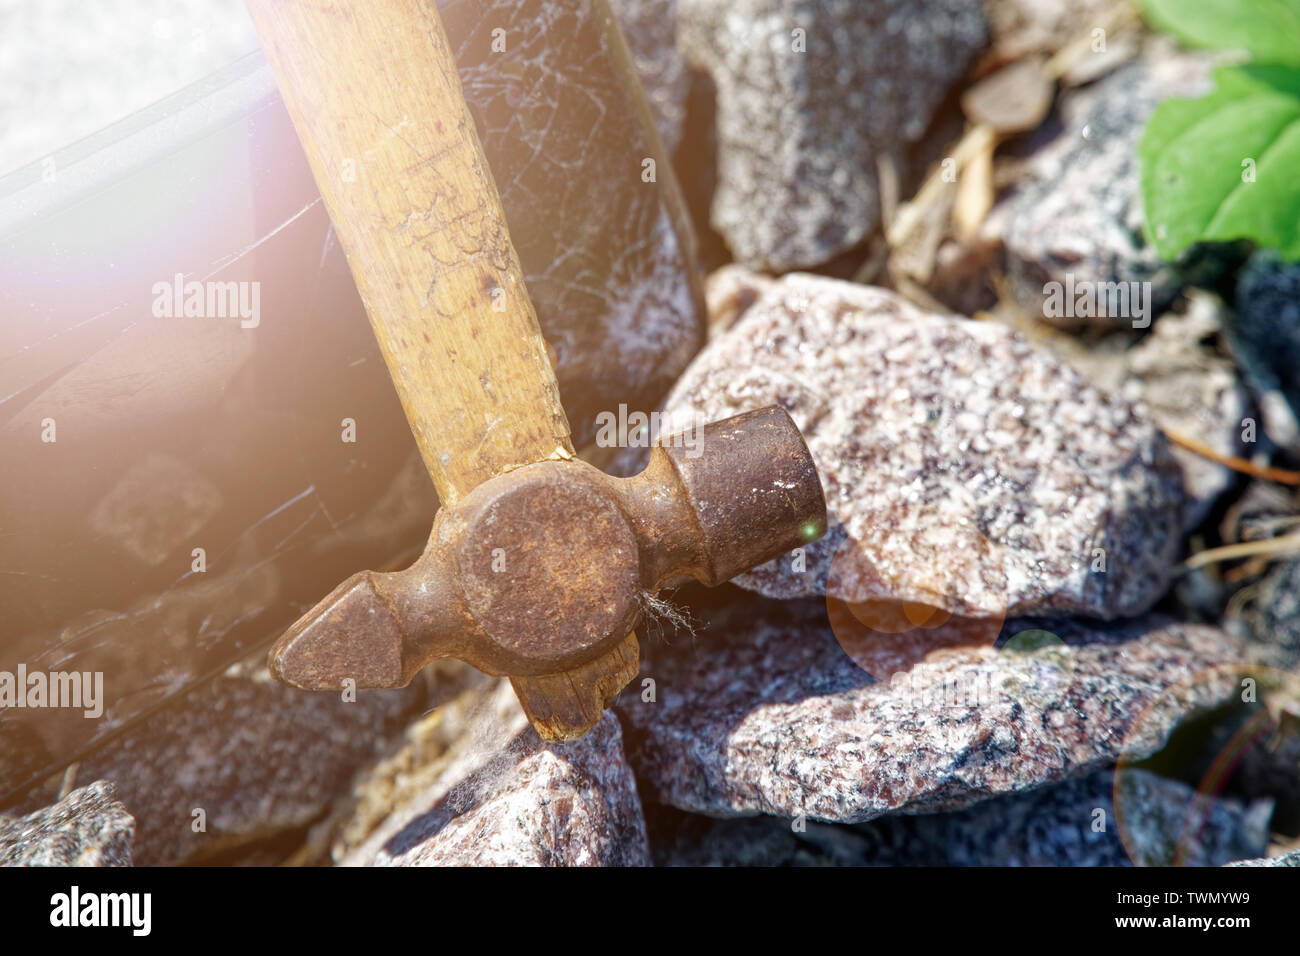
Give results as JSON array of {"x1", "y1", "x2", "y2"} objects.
[
  {"x1": 984, "y1": 41, "x2": 1215, "y2": 327},
  {"x1": 655, "y1": 767, "x2": 1272, "y2": 866},
  {"x1": 0, "y1": 781, "x2": 134, "y2": 867},
  {"x1": 621, "y1": 593, "x2": 1248, "y2": 822},
  {"x1": 1229, "y1": 847, "x2": 1300, "y2": 867},
  {"x1": 678, "y1": 0, "x2": 987, "y2": 270},
  {"x1": 610, "y1": 0, "x2": 689, "y2": 154},
  {"x1": 14, "y1": 659, "x2": 424, "y2": 866},
  {"x1": 659, "y1": 272, "x2": 1186, "y2": 617},
  {"x1": 343, "y1": 681, "x2": 649, "y2": 867}
]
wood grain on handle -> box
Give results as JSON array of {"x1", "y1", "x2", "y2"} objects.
[
  {"x1": 244, "y1": 0, "x2": 573, "y2": 505},
  {"x1": 245, "y1": 0, "x2": 636, "y2": 740}
]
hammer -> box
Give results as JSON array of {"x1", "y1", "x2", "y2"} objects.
[{"x1": 244, "y1": 0, "x2": 827, "y2": 740}]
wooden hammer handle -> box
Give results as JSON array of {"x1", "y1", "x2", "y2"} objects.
[
  {"x1": 244, "y1": 0, "x2": 573, "y2": 505},
  {"x1": 247, "y1": 0, "x2": 636, "y2": 740}
]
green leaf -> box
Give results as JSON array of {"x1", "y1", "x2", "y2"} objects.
[
  {"x1": 1140, "y1": 64, "x2": 1300, "y2": 260},
  {"x1": 1140, "y1": 0, "x2": 1300, "y2": 65}
]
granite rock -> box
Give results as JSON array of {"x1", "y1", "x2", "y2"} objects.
[
  {"x1": 659, "y1": 272, "x2": 1186, "y2": 617},
  {"x1": 1229, "y1": 847, "x2": 1300, "y2": 867},
  {"x1": 678, "y1": 0, "x2": 987, "y2": 270},
  {"x1": 621, "y1": 592, "x2": 1249, "y2": 822},
  {"x1": 985, "y1": 43, "x2": 1215, "y2": 327},
  {"x1": 0, "y1": 781, "x2": 134, "y2": 867},
  {"x1": 14, "y1": 659, "x2": 424, "y2": 866},
  {"x1": 654, "y1": 767, "x2": 1271, "y2": 866},
  {"x1": 343, "y1": 681, "x2": 649, "y2": 866}
]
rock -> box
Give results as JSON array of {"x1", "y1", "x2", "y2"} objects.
[
  {"x1": 0, "y1": 781, "x2": 134, "y2": 866},
  {"x1": 1175, "y1": 695, "x2": 1300, "y2": 836},
  {"x1": 910, "y1": 767, "x2": 1272, "y2": 866},
  {"x1": 1228, "y1": 558, "x2": 1300, "y2": 675},
  {"x1": 1082, "y1": 296, "x2": 1247, "y2": 530},
  {"x1": 440, "y1": 0, "x2": 706, "y2": 447},
  {"x1": 678, "y1": 0, "x2": 987, "y2": 270},
  {"x1": 343, "y1": 681, "x2": 649, "y2": 866},
  {"x1": 1059, "y1": 35, "x2": 1141, "y2": 88},
  {"x1": 307, "y1": 665, "x2": 501, "y2": 863},
  {"x1": 14, "y1": 658, "x2": 424, "y2": 866},
  {"x1": 651, "y1": 808, "x2": 881, "y2": 866},
  {"x1": 654, "y1": 768, "x2": 1271, "y2": 865},
  {"x1": 621, "y1": 590, "x2": 1249, "y2": 822},
  {"x1": 1014, "y1": 767, "x2": 1271, "y2": 867},
  {"x1": 984, "y1": 42, "x2": 1215, "y2": 328},
  {"x1": 658, "y1": 272, "x2": 1185, "y2": 617},
  {"x1": 1237, "y1": 717, "x2": 1300, "y2": 836},
  {"x1": 609, "y1": 0, "x2": 690, "y2": 154},
  {"x1": 1229, "y1": 847, "x2": 1300, "y2": 867},
  {"x1": 1014, "y1": 292, "x2": 1250, "y2": 531},
  {"x1": 1232, "y1": 250, "x2": 1300, "y2": 453},
  {"x1": 1221, "y1": 481, "x2": 1298, "y2": 545}
]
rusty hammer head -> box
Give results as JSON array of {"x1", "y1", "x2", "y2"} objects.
[{"x1": 271, "y1": 405, "x2": 825, "y2": 691}]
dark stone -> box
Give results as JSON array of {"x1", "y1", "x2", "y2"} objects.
[
  {"x1": 442, "y1": 0, "x2": 706, "y2": 447},
  {"x1": 652, "y1": 767, "x2": 1271, "y2": 866},
  {"x1": 1232, "y1": 250, "x2": 1300, "y2": 451},
  {"x1": 14, "y1": 660, "x2": 424, "y2": 866},
  {"x1": 609, "y1": 0, "x2": 690, "y2": 153}
]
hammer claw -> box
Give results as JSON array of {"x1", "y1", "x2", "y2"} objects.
[{"x1": 270, "y1": 569, "x2": 442, "y2": 691}]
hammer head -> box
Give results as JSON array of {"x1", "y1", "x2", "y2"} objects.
[
  {"x1": 648, "y1": 406, "x2": 827, "y2": 584},
  {"x1": 270, "y1": 406, "x2": 826, "y2": 725}
]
